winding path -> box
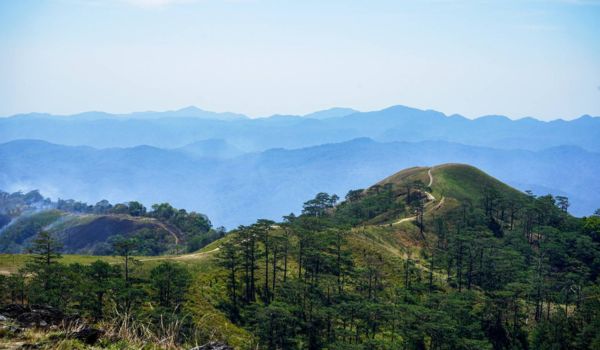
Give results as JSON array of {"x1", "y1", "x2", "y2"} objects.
[
  {"x1": 390, "y1": 167, "x2": 444, "y2": 226},
  {"x1": 393, "y1": 216, "x2": 417, "y2": 225},
  {"x1": 152, "y1": 220, "x2": 182, "y2": 246},
  {"x1": 427, "y1": 168, "x2": 434, "y2": 187},
  {"x1": 102, "y1": 214, "x2": 184, "y2": 245}
]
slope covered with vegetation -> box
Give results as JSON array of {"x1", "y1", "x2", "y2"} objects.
[
  {"x1": 0, "y1": 190, "x2": 223, "y2": 255},
  {"x1": 0, "y1": 164, "x2": 599, "y2": 350}
]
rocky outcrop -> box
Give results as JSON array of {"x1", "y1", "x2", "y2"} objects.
[{"x1": 0, "y1": 304, "x2": 65, "y2": 327}]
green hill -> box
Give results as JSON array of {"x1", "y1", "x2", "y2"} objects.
[
  {"x1": 334, "y1": 163, "x2": 530, "y2": 230},
  {"x1": 0, "y1": 164, "x2": 598, "y2": 350},
  {"x1": 428, "y1": 163, "x2": 525, "y2": 204},
  {"x1": 0, "y1": 211, "x2": 181, "y2": 255},
  {"x1": 376, "y1": 163, "x2": 526, "y2": 208},
  {"x1": 0, "y1": 190, "x2": 224, "y2": 255}
]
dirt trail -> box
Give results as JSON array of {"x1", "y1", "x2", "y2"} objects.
[
  {"x1": 427, "y1": 168, "x2": 434, "y2": 187},
  {"x1": 390, "y1": 167, "x2": 443, "y2": 226},
  {"x1": 102, "y1": 214, "x2": 183, "y2": 245},
  {"x1": 433, "y1": 196, "x2": 445, "y2": 210},
  {"x1": 151, "y1": 220, "x2": 181, "y2": 245},
  {"x1": 393, "y1": 216, "x2": 417, "y2": 225},
  {"x1": 138, "y1": 247, "x2": 220, "y2": 262}
]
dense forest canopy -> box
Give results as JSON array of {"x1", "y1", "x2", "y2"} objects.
[{"x1": 0, "y1": 165, "x2": 599, "y2": 349}]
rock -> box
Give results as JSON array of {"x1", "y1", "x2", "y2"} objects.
[
  {"x1": 190, "y1": 341, "x2": 234, "y2": 350},
  {"x1": 0, "y1": 304, "x2": 30, "y2": 318},
  {"x1": 72, "y1": 327, "x2": 104, "y2": 345},
  {"x1": 29, "y1": 305, "x2": 64, "y2": 323},
  {"x1": 8, "y1": 304, "x2": 65, "y2": 327},
  {"x1": 0, "y1": 314, "x2": 8, "y2": 321},
  {"x1": 16, "y1": 312, "x2": 42, "y2": 326}
]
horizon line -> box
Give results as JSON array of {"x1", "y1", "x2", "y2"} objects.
[{"x1": 1, "y1": 104, "x2": 598, "y2": 123}]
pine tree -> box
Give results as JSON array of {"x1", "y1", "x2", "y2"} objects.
[
  {"x1": 149, "y1": 261, "x2": 190, "y2": 310},
  {"x1": 216, "y1": 240, "x2": 240, "y2": 315},
  {"x1": 26, "y1": 231, "x2": 63, "y2": 306}
]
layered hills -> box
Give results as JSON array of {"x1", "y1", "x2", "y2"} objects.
[
  {"x1": 1, "y1": 105, "x2": 598, "y2": 151},
  {"x1": 1, "y1": 138, "x2": 598, "y2": 228},
  {"x1": 1, "y1": 104, "x2": 598, "y2": 228}
]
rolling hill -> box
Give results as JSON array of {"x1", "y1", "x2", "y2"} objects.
[
  {"x1": 0, "y1": 211, "x2": 179, "y2": 255},
  {"x1": 1, "y1": 139, "x2": 598, "y2": 228},
  {"x1": 0, "y1": 190, "x2": 221, "y2": 255},
  {"x1": 335, "y1": 163, "x2": 530, "y2": 227}
]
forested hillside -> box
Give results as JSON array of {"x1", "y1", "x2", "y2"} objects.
[
  {"x1": 0, "y1": 164, "x2": 598, "y2": 349},
  {"x1": 0, "y1": 190, "x2": 222, "y2": 255}
]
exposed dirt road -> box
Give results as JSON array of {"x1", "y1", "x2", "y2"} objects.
[
  {"x1": 391, "y1": 167, "x2": 444, "y2": 226},
  {"x1": 138, "y1": 247, "x2": 220, "y2": 262}
]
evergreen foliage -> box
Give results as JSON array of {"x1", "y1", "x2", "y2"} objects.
[{"x1": 1, "y1": 166, "x2": 599, "y2": 349}]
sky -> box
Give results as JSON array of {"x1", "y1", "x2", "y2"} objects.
[{"x1": 1, "y1": 0, "x2": 599, "y2": 120}]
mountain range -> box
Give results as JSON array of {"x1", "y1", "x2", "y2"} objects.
[
  {"x1": 1, "y1": 137, "x2": 598, "y2": 228},
  {"x1": 1, "y1": 104, "x2": 599, "y2": 227},
  {"x1": 1, "y1": 105, "x2": 598, "y2": 151}
]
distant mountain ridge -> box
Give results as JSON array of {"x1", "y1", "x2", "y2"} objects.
[
  {"x1": 2, "y1": 103, "x2": 598, "y2": 227},
  {"x1": 302, "y1": 107, "x2": 359, "y2": 119},
  {"x1": 6, "y1": 106, "x2": 249, "y2": 121},
  {"x1": 1, "y1": 104, "x2": 598, "y2": 152}
]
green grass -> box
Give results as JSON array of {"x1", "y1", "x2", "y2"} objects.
[
  {"x1": 376, "y1": 166, "x2": 429, "y2": 188},
  {"x1": 431, "y1": 164, "x2": 525, "y2": 204},
  {"x1": 0, "y1": 248, "x2": 222, "y2": 276},
  {"x1": 0, "y1": 254, "x2": 28, "y2": 274},
  {"x1": 0, "y1": 253, "x2": 124, "y2": 274}
]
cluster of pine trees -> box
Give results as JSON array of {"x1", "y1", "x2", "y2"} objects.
[
  {"x1": 0, "y1": 233, "x2": 195, "y2": 345},
  {"x1": 1, "y1": 182, "x2": 599, "y2": 349},
  {"x1": 213, "y1": 188, "x2": 600, "y2": 349}
]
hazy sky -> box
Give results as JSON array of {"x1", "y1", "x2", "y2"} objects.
[{"x1": 1, "y1": 0, "x2": 599, "y2": 119}]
